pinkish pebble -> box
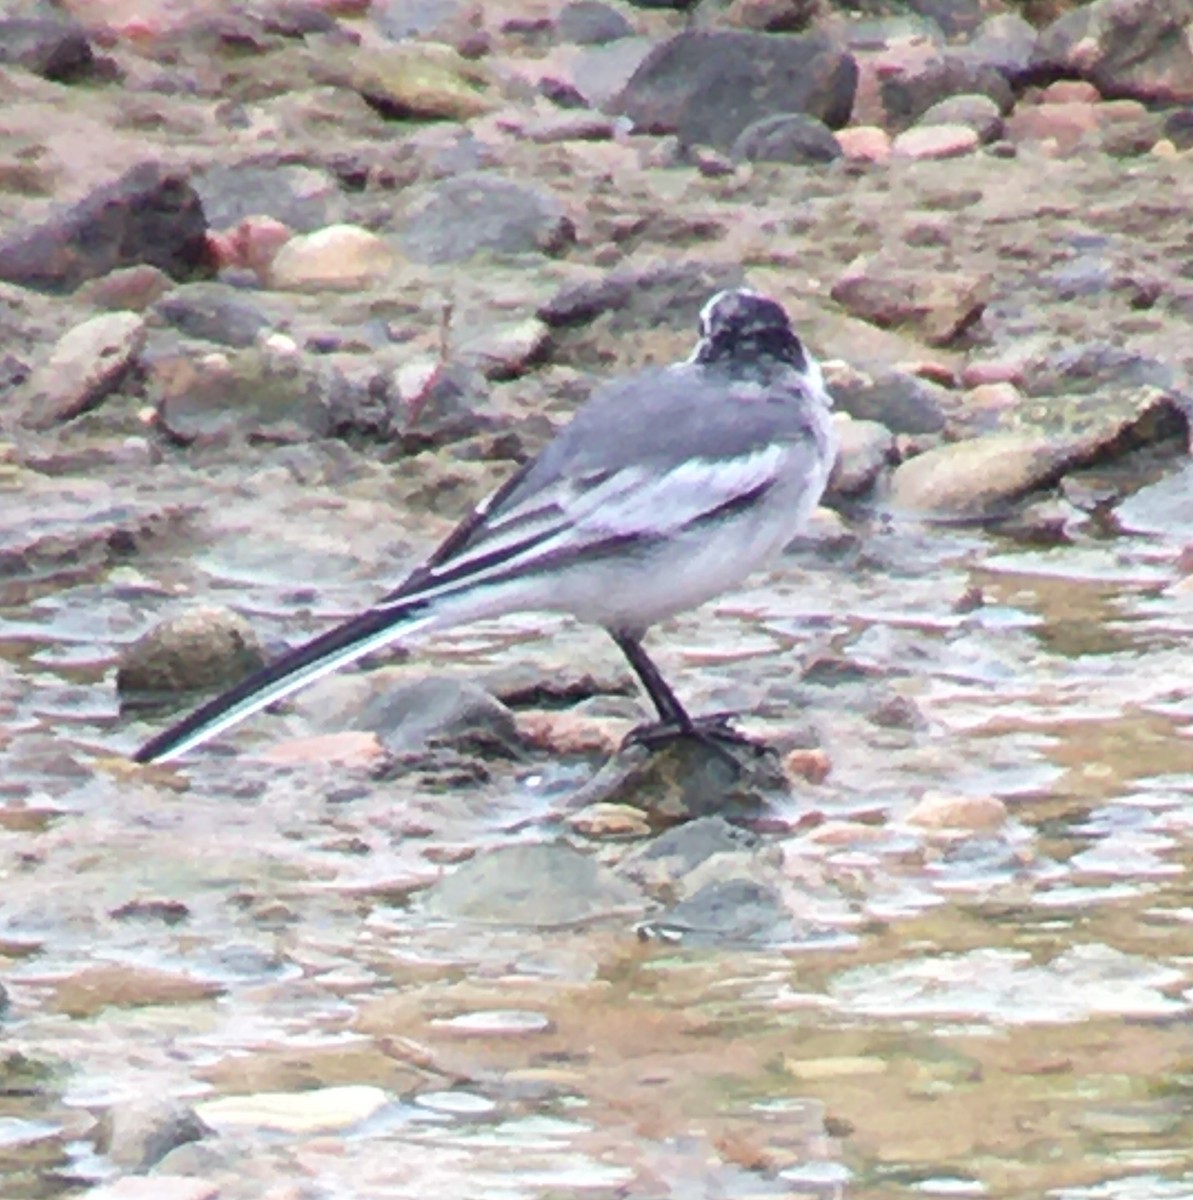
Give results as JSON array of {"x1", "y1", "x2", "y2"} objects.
[
  {"x1": 965, "y1": 381, "x2": 1023, "y2": 412},
  {"x1": 1006, "y1": 102, "x2": 1099, "y2": 153},
  {"x1": 961, "y1": 360, "x2": 1024, "y2": 387},
  {"x1": 892, "y1": 124, "x2": 979, "y2": 160},
  {"x1": 1040, "y1": 79, "x2": 1101, "y2": 105},
  {"x1": 835, "y1": 125, "x2": 891, "y2": 162}
]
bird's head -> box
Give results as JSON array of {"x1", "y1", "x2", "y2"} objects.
[{"x1": 691, "y1": 288, "x2": 807, "y2": 371}]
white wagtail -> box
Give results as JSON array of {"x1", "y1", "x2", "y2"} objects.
[{"x1": 133, "y1": 288, "x2": 838, "y2": 765}]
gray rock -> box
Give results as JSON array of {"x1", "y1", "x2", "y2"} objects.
[
  {"x1": 195, "y1": 163, "x2": 345, "y2": 234},
  {"x1": 614, "y1": 30, "x2": 857, "y2": 151},
  {"x1": 0, "y1": 163, "x2": 211, "y2": 294},
  {"x1": 16, "y1": 311, "x2": 146, "y2": 428},
  {"x1": 117, "y1": 606, "x2": 265, "y2": 706},
  {"x1": 731, "y1": 112, "x2": 842, "y2": 164},
  {"x1": 0, "y1": 17, "x2": 94, "y2": 81},
  {"x1": 569, "y1": 37, "x2": 657, "y2": 109},
  {"x1": 832, "y1": 372, "x2": 949, "y2": 436},
  {"x1": 1031, "y1": 0, "x2": 1193, "y2": 105},
  {"x1": 828, "y1": 417, "x2": 896, "y2": 498},
  {"x1": 642, "y1": 877, "x2": 795, "y2": 946},
  {"x1": 916, "y1": 93, "x2": 1003, "y2": 143},
  {"x1": 154, "y1": 283, "x2": 271, "y2": 348},
  {"x1": 961, "y1": 12, "x2": 1037, "y2": 85},
  {"x1": 623, "y1": 815, "x2": 758, "y2": 878},
  {"x1": 150, "y1": 344, "x2": 338, "y2": 445},
  {"x1": 879, "y1": 54, "x2": 1013, "y2": 131},
  {"x1": 359, "y1": 676, "x2": 522, "y2": 757},
  {"x1": 559, "y1": 0, "x2": 634, "y2": 45},
  {"x1": 399, "y1": 172, "x2": 574, "y2": 263},
  {"x1": 539, "y1": 259, "x2": 744, "y2": 331},
  {"x1": 98, "y1": 1098, "x2": 209, "y2": 1171},
  {"x1": 1114, "y1": 460, "x2": 1193, "y2": 536},
  {"x1": 420, "y1": 841, "x2": 645, "y2": 926}
]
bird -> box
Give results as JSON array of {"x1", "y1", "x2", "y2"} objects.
[{"x1": 133, "y1": 287, "x2": 838, "y2": 765}]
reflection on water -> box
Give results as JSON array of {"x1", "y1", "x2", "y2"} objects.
[{"x1": 1, "y1": 465, "x2": 1192, "y2": 1199}]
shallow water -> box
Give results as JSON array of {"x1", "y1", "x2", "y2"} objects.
[{"x1": 1, "y1": 447, "x2": 1192, "y2": 1199}]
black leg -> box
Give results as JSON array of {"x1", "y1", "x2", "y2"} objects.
[{"x1": 610, "y1": 631, "x2": 692, "y2": 727}]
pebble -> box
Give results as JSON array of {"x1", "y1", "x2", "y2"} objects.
[
  {"x1": 18, "y1": 311, "x2": 146, "y2": 427},
  {"x1": 892, "y1": 124, "x2": 980, "y2": 159},
  {"x1": 195, "y1": 1085, "x2": 389, "y2": 1133},
  {"x1": 352, "y1": 43, "x2": 495, "y2": 120},
  {"x1": 827, "y1": 124, "x2": 891, "y2": 162},
  {"x1": 267, "y1": 224, "x2": 396, "y2": 291},
  {"x1": 517, "y1": 709, "x2": 628, "y2": 755},
  {"x1": 50, "y1": 963, "x2": 224, "y2": 1018},
  {"x1": 827, "y1": 416, "x2": 894, "y2": 498},
  {"x1": 783, "y1": 747, "x2": 832, "y2": 785},
  {"x1": 567, "y1": 802, "x2": 653, "y2": 838},
  {"x1": 117, "y1": 606, "x2": 265, "y2": 702},
  {"x1": 259, "y1": 731, "x2": 385, "y2": 767},
  {"x1": 905, "y1": 791, "x2": 1009, "y2": 831}
]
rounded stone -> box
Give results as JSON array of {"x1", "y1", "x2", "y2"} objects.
[{"x1": 117, "y1": 607, "x2": 265, "y2": 702}]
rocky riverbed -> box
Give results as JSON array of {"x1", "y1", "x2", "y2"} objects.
[{"x1": 1, "y1": 0, "x2": 1193, "y2": 1197}]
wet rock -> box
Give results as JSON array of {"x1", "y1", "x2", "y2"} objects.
[
  {"x1": 568, "y1": 734, "x2": 789, "y2": 827},
  {"x1": 905, "y1": 791, "x2": 1008, "y2": 832},
  {"x1": 358, "y1": 676, "x2": 522, "y2": 757},
  {"x1": 268, "y1": 224, "x2": 396, "y2": 291},
  {"x1": 195, "y1": 163, "x2": 345, "y2": 233},
  {"x1": 622, "y1": 814, "x2": 758, "y2": 880},
  {"x1": 567, "y1": 802, "x2": 652, "y2": 838},
  {"x1": 150, "y1": 345, "x2": 339, "y2": 444},
  {"x1": 352, "y1": 43, "x2": 495, "y2": 120},
  {"x1": 888, "y1": 432, "x2": 1075, "y2": 520},
  {"x1": 916, "y1": 93, "x2": 1003, "y2": 143},
  {"x1": 98, "y1": 1099, "x2": 209, "y2": 1172},
  {"x1": 420, "y1": 841, "x2": 645, "y2": 926},
  {"x1": 50, "y1": 964, "x2": 225, "y2": 1019},
  {"x1": 640, "y1": 877, "x2": 795, "y2": 946},
  {"x1": 117, "y1": 606, "x2": 265, "y2": 706},
  {"x1": 831, "y1": 371, "x2": 949, "y2": 436},
  {"x1": 831, "y1": 261, "x2": 989, "y2": 347},
  {"x1": 154, "y1": 283, "x2": 271, "y2": 348},
  {"x1": 15, "y1": 312, "x2": 146, "y2": 428},
  {"x1": 963, "y1": 12, "x2": 1037, "y2": 85},
  {"x1": 196, "y1": 1085, "x2": 388, "y2": 1133},
  {"x1": 1031, "y1": 0, "x2": 1193, "y2": 105},
  {"x1": 399, "y1": 172, "x2": 573, "y2": 263},
  {"x1": 731, "y1": 112, "x2": 841, "y2": 164},
  {"x1": 559, "y1": 0, "x2": 634, "y2": 44},
  {"x1": 614, "y1": 31, "x2": 857, "y2": 151},
  {"x1": 892, "y1": 124, "x2": 979, "y2": 160},
  {"x1": 879, "y1": 54, "x2": 1013, "y2": 132},
  {"x1": 0, "y1": 163, "x2": 211, "y2": 294},
  {"x1": 783, "y1": 746, "x2": 832, "y2": 784},
  {"x1": 1, "y1": 479, "x2": 192, "y2": 584},
  {"x1": 0, "y1": 17, "x2": 94, "y2": 82},
  {"x1": 827, "y1": 416, "x2": 895, "y2": 498}
]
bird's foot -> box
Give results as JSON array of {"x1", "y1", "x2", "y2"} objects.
[{"x1": 622, "y1": 712, "x2": 763, "y2": 769}]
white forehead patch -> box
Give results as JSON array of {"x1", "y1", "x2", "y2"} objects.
[{"x1": 698, "y1": 287, "x2": 764, "y2": 337}]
